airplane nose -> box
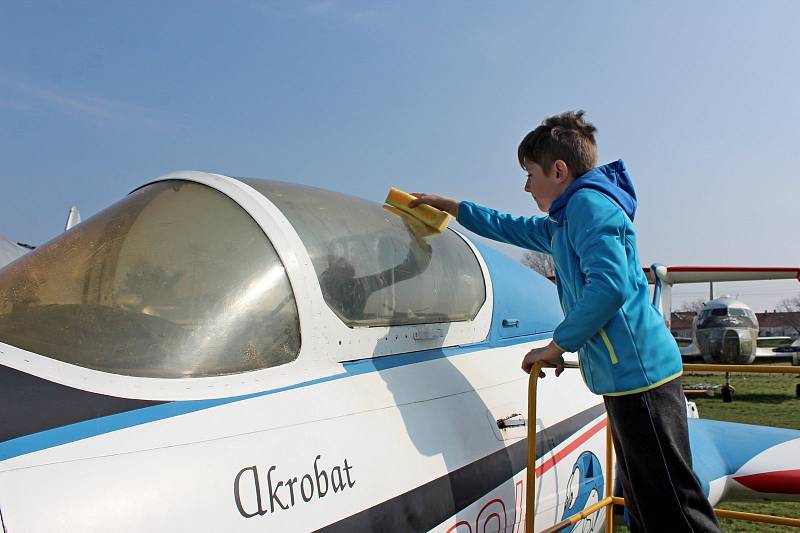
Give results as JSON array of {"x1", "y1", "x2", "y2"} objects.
[
  {"x1": 698, "y1": 327, "x2": 756, "y2": 364},
  {"x1": 723, "y1": 329, "x2": 740, "y2": 359}
]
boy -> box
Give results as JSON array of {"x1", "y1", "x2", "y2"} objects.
[{"x1": 409, "y1": 111, "x2": 721, "y2": 532}]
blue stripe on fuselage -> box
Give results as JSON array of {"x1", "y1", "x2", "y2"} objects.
[{"x1": 0, "y1": 332, "x2": 552, "y2": 462}]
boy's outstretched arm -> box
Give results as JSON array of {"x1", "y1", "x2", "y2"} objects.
[
  {"x1": 410, "y1": 193, "x2": 554, "y2": 254},
  {"x1": 408, "y1": 193, "x2": 459, "y2": 217}
]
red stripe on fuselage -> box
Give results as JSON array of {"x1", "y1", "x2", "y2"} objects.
[
  {"x1": 535, "y1": 418, "x2": 608, "y2": 477},
  {"x1": 733, "y1": 470, "x2": 800, "y2": 494}
]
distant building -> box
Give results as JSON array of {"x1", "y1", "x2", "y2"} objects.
[
  {"x1": 756, "y1": 312, "x2": 800, "y2": 337},
  {"x1": 670, "y1": 312, "x2": 696, "y2": 338}
]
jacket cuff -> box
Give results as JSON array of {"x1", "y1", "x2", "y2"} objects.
[
  {"x1": 456, "y1": 200, "x2": 473, "y2": 223},
  {"x1": 552, "y1": 330, "x2": 575, "y2": 353},
  {"x1": 552, "y1": 339, "x2": 569, "y2": 353}
]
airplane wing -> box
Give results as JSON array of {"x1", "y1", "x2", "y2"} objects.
[
  {"x1": 549, "y1": 266, "x2": 800, "y2": 285},
  {"x1": 645, "y1": 265, "x2": 799, "y2": 326},
  {"x1": 0, "y1": 236, "x2": 30, "y2": 270},
  {"x1": 756, "y1": 333, "x2": 795, "y2": 351},
  {"x1": 645, "y1": 266, "x2": 800, "y2": 285},
  {"x1": 0, "y1": 206, "x2": 80, "y2": 271},
  {"x1": 689, "y1": 418, "x2": 800, "y2": 506},
  {"x1": 673, "y1": 336, "x2": 702, "y2": 357},
  {"x1": 757, "y1": 336, "x2": 793, "y2": 344},
  {"x1": 680, "y1": 343, "x2": 702, "y2": 357},
  {"x1": 753, "y1": 347, "x2": 794, "y2": 358}
]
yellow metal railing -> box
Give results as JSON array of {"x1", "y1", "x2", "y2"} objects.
[
  {"x1": 683, "y1": 363, "x2": 800, "y2": 375},
  {"x1": 526, "y1": 362, "x2": 800, "y2": 532}
]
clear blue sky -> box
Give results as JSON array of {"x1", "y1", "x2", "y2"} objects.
[{"x1": 1, "y1": 1, "x2": 798, "y2": 311}]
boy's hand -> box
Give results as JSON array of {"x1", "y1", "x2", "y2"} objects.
[
  {"x1": 408, "y1": 193, "x2": 460, "y2": 218},
  {"x1": 522, "y1": 341, "x2": 566, "y2": 378}
]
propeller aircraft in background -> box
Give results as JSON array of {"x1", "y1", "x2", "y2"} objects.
[
  {"x1": 645, "y1": 266, "x2": 799, "y2": 363},
  {"x1": 646, "y1": 266, "x2": 800, "y2": 402}
]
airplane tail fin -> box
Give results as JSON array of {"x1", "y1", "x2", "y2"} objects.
[{"x1": 64, "y1": 207, "x2": 81, "y2": 231}]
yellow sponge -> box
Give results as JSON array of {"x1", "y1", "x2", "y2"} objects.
[{"x1": 384, "y1": 187, "x2": 452, "y2": 233}]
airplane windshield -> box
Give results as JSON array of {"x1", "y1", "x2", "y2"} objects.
[
  {"x1": 0, "y1": 180, "x2": 301, "y2": 378},
  {"x1": 697, "y1": 306, "x2": 758, "y2": 329},
  {"x1": 242, "y1": 179, "x2": 486, "y2": 327}
]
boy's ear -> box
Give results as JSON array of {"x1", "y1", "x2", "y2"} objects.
[{"x1": 554, "y1": 160, "x2": 571, "y2": 182}]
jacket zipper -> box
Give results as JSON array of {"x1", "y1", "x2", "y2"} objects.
[{"x1": 599, "y1": 328, "x2": 619, "y2": 365}]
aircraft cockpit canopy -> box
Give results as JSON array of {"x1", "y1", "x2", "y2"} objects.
[
  {"x1": 241, "y1": 179, "x2": 486, "y2": 327},
  {"x1": 0, "y1": 180, "x2": 301, "y2": 378},
  {"x1": 697, "y1": 304, "x2": 758, "y2": 329},
  {"x1": 0, "y1": 177, "x2": 487, "y2": 381}
]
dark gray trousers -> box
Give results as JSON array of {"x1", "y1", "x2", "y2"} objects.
[{"x1": 603, "y1": 377, "x2": 721, "y2": 533}]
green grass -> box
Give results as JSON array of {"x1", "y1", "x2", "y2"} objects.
[
  {"x1": 715, "y1": 501, "x2": 800, "y2": 532},
  {"x1": 614, "y1": 369, "x2": 800, "y2": 532},
  {"x1": 684, "y1": 371, "x2": 800, "y2": 429}
]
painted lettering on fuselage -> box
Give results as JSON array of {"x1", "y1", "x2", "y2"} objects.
[
  {"x1": 444, "y1": 480, "x2": 523, "y2": 533},
  {"x1": 233, "y1": 455, "x2": 355, "y2": 518}
]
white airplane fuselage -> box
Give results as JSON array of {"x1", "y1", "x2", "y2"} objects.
[
  {"x1": 0, "y1": 341, "x2": 606, "y2": 532},
  {"x1": 0, "y1": 172, "x2": 609, "y2": 532},
  {"x1": 3, "y1": 173, "x2": 800, "y2": 531}
]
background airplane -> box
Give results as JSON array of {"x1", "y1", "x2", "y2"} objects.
[
  {"x1": 646, "y1": 266, "x2": 799, "y2": 362},
  {"x1": 0, "y1": 206, "x2": 81, "y2": 270},
  {"x1": 646, "y1": 266, "x2": 799, "y2": 402},
  {"x1": 674, "y1": 296, "x2": 799, "y2": 365},
  {"x1": 0, "y1": 236, "x2": 31, "y2": 270},
  {"x1": 0, "y1": 172, "x2": 797, "y2": 531}
]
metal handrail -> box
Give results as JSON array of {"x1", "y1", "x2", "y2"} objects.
[
  {"x1": 609, "y1": 497, "x2": 800, "y2": 528},
  {"x1": 540, "y1": 497, "x2": 614, "y2": 533},
  {"x1": 684, "y1": 363, "x2": 800, "y2": 374},
  {"x1": 526, "y1": 362, "x2": 800, "y2": 532},
  {"x1": 525, "y1": 360, "x2": 544, "y2": 533}
]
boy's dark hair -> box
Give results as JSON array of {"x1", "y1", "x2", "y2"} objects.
[{"x1": 518, "y1": 110, "x2": 598, "y2": 178}]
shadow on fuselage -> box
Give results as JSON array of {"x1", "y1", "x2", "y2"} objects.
[
  {"x1": 314, "y1": 231, "x2": 521, "y2": 531},
  {"x1": 370, "y1": 325, "x2": 521, "y2": 533}
]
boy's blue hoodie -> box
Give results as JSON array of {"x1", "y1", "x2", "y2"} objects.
[{"x1": 458, "y1": 160, "x2": 682, "y2": 396}]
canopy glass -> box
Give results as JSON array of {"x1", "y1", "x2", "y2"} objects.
[
  {"x1": 0, "y1": 180, "x2": 300, "y2": 378},
  {"x1": 242, "y1": 179, "x2": 486, "y2": 327}
]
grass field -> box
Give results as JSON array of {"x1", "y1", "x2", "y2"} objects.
[{"x1": 613, "y1": 368, "x2": 800, "y2": 532}]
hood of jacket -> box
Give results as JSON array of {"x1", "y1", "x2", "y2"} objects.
[{"x1": 548, "y1": 159, "x2": 637, "y2": 224}]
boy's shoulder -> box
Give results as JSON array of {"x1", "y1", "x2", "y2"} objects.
[
  {"x1": 565, "y1": 188, "x2": 626, "y2": 223},
  {"x1": 560, "y1": 160, "x2": 638, "y2": 226}
]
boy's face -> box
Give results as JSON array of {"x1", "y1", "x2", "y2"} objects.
[{"x1": 523, "y1": 159, "x2": 571, "y2": 213}]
